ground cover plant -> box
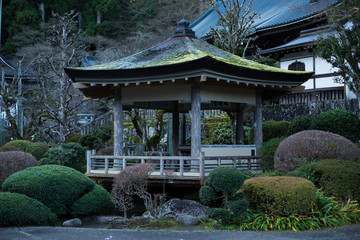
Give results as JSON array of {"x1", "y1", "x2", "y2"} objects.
[{"x1": 274, "y1": 130, "x2": 360, "y2": 173}]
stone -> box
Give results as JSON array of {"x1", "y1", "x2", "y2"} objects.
[
  {"x1": 95, "y1": 216, "x2": 124, "y2": 224},
  {"x1": 160, "y1": 198, "x2": 209, "y2": 225},
  {"x1": 62, "y1": 218, "x2": 82, "y2": 227}
]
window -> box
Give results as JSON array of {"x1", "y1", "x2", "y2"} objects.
[{"x1": 288, "y1": 61, "x2": 305, "y2": 71}]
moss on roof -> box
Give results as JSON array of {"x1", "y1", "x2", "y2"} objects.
[{"x1": 77, "y1": 37, "x2": 311, "y2": 75}]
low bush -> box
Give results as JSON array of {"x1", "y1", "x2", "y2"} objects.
[
  {"x1": 249, "y1": 120, "x2": 290, "y2": 143},
  {"x1": 259, "y1": 137, "x2": 286, "y2": 171},
  {"x1": 70, "y1": 184, "x2": 114, "y2": 217},
  {"x1": 2, "y1": 165, "x2": 95, "y2": 216},
  {"x1": 310, "y1": 109, "x2": 360, "y2": 142},
  {"x1": 288, "y1": 159, "x2": 360, "y2": 202},
  {"x1": 205, "y1": 208, "x2": 230, "y2": 222},
  {"x1": 4, "y1": 140, "x2": 48, "y2": 160},
  {"x1": 228, "y1": 199, "x2": 249, "y2": 217},
  {"x1": 39, "y1": 143, "x2": 86, "y2": 172},
  {"x1": 274, "y1": 130, "x2": 360, "y2": 173},
  {"x1": 257, "y1": 171, "x2": 285, "y2": 177},
  {"x1": 0, "y1": 145, "x2": 21, "y2": 152},
  {"x1": 98, "y1": 147, "x2": 114, "y2": 155},
  {"x1": 199, "y1": 185, "x2": 217, "y2": 206},
  {"x1": 288, "y1": 115, "x2": 312, "y2": 136},
  {"x1": 242, "y1": 176, "x2": 316, "y2": 216},
  {"x1": 0, "y1": 151, "x2": 39, "y2": 186},
  {"x1": 0, "y1": 192, "x2": 57, "y2": 226}
]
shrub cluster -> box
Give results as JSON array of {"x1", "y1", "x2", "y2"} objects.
[
  {"x1": 0, "y1": 151, "x2": 39, "y2": 186},
  {"x1": 39, "y1": 143, "x2": 86, "y2": 172},
  {"x1": 310, "y1": 109, "x2": 360, "y2": 142},
  {"x1": 2, "y1": 165, "x2": 95, "y2": 216},
  {"x1": 242, "y1": 176, "x2": 316, "y2": 216},
  {"x1": 67, "y1": 133, "x2": 82, "y2": 143},
  {"x1": 274, "y1": 130, "x2": 360, "y2": 173},
  {"x1": 288, "y1": 159, "x2": 360, "y2": 202},
  {"x1": 0, "y1": 192, "x2": 57, "y2": 226},
  {"x1": 258, "y1": 137, "x2": 286, "y2": 171},
  {"x1": 288, "y1": 115, "x2": 312, "y2": 136},
  {"x1": 4, "y1": 140, "x2": 48, "y2": 160}
]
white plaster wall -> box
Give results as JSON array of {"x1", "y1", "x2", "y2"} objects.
[
  {"x1": 280, "y1": 57, "x2": 313, "y2": 72},
  {"x1": 315, "y1": 57, "x2": 338, "y2": 75}
]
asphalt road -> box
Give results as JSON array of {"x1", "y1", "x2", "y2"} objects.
[{"x1": 1, "y1": 224, "x2": 360, "y2": 240}]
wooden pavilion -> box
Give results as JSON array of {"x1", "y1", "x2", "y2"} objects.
[{"x1": 65, "y1": 20, "x2": 313, "y2": 181}]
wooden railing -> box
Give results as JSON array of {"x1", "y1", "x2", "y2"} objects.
[{"x1": 86, "y1": 151, "x2": 261, "y2": 182}]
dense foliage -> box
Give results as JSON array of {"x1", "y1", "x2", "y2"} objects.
[
  {"x1": 0, "y1": 151, "x2": 38, "y2": 186},
  {"x1": 288, "y1": 159, "x2": 360, "y2": 202},
  {"x1": 4, "y1": 140, "x2": 48, "y2": 160},
  {"x1": 70, "y1": 184, "x2": 115, "y2": 217},
  {"x1": 0, "y1": 192, "x2": 57, "y2": 226},
  {"x1": 242, "y1": 176, "x2": 316, "y2": 216},
  {"x1": 274, "y1": 130, "x2": 360, "y2": 173},
  {"x1": 78, "y1": 134, "x2": 104, "y2": 150},
  {"x1": 249, "y1": 120, "x2": 289, "y2": 143},
  {"x1": 2, "y1": 165, "x2": 95, "y2": 216},
  {"x1": 39, "y1": 143, "x2": 86, "y2": 172},
  {"x1": 310, "y1": 109, "x2": 360, "y2": 142},
  {"x1": 258, "y1": 137, "x2": 286, "y2": 171},
  {"x1": 288, "y1": 115, "x2": 312, "y2": 136}
]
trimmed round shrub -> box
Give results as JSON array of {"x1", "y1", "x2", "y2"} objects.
[
  {"x1": 70, "y1": 184, "x2": 114, "y2": 217},
  {"x1": 0, "y1": 192, "x2": 57, "y2": 226},
  {"x1": 249, "y1": 120, "x2": 290, "y2": 143},
  {"x1": 205, "y1": 208, "x2": 230, "y2": 222},
  {"x1": 2, "y1": 165, "x2": 95, "y2": 216},
  {"x1": 288, "y1": 115, "x2": 312, "y2": 136},
  {"x1": 207, "y1": 167, "x2": 245, "y2": 199},
  {"x1": 39, "y1": 143, "x2": 86, "y2": 172},
  {"x1": 310, "y1": 109, "x2": 360, "y2": 142},
  {"x1": 257, "y1": 171, "x2": 285, "y2": 177},
  {"x1": 228, "y1": 199, "x2": 249, "y2": 216},
  {"x1": 242, "y1": 176, "x2": 316, "y2": 216},
  {"x1": 199, "y1": 185, "x2": 217, "y2": 206},
  {"x1": 0, "y1": 151, "x2": 38, "y2": 186},
  {"x1": 4, "y1": 140, "x2": 48, "y2": 160},
  {"x1": 274, "y1": 130, "x2": 360, "y2": 173},
  {"x1": 259, "y1": 137, "x2": 286, "y2": 171},
  {"x1": 288, "y1": 159, "x2": 360, "y2": 202}
]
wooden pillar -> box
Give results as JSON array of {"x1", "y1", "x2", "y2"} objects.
[
  {"x1": 191, "y1": 85, "x2": 201, "y2": 158},
  {"x1": 114, "y1": 87, "x2": 123, "y2": 157},
  {"x1": 254, "y1": 90, "x2": 262, "y2": 153},
  {"x1": 172, "y1": 102, "x2": 179, "y2": 156},
  {"x1": 236, "y1": 104, "x2": 244, "y2": 144}
]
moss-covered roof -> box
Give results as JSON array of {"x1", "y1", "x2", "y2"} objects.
[{"x1": 77, "y1": 36, "x2": 311, "y2": 76}]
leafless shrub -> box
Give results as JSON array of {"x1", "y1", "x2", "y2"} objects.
[
  {"x1": 274, "y1": 130, "x2": 360, "y2": 173},
  {"x1": 0, "y1": 151, "x2": 39, "y2": 186}
]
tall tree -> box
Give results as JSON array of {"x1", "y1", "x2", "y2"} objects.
[
  {"x1": 315, "y1": 0, "x2": 360, "y2": 104},
  {"x1": 209, "y1": 0, "x2": 258, "y2": 57}
]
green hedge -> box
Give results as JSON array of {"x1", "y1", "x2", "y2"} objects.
[
  {"x1": 288, "y1": 159, "x2": 360, "y2": 202},
  {"x1": 259, "y1": 137, "x2": 286, "y2": 171},
  {"x1": 39, "y1": 143, "x2": 86, "y2": 172},
  {"x1": 288, "y1": 115, "x2": 312, "y2": 136},
  {"x1": 4, "y1": 140, "x2": 48, "y2": 160},
  {"x1": 249, "y1": 120, "x2": 290, "y2": 143},
  {"x1": 0, "y1": 192, "x2": 57, "y2": 226},
  {"x1": 2, "y1": 165, "x2": 95, "y2": 216},
  {"x1": 242, "y1": 176, "x2": 316, "y2": 216},
  {"x1": 310, "y1": 109, "x2": 360, "y2": 142},
  {"x1": 70, "y1": 184, "x2": 115, "y2": 217}
]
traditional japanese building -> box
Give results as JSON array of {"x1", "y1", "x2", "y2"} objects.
[{"x1": 65, "y1": 20, "x2": 312, "y2": 180}]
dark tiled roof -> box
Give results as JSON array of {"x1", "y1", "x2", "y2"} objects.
[{"x1": 190, "y1": 0, "x2": 337, "y2": 38}]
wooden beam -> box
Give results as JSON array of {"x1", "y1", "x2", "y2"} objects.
[
  {"x1": 114, "y1": 87, "x2": 123, "y2": 158},
  {"x1": 254, "y1": 90, "x2": 262, "y2": 153},
  {"x1": 191, "y1": 84, "x2": 201, "y2": 158}
]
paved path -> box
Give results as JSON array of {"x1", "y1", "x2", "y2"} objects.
[{"x1": 1, "y1": 224, "x2": 359, "y2": 240}]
